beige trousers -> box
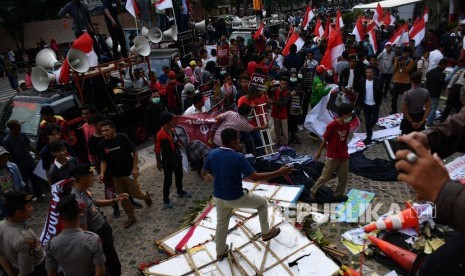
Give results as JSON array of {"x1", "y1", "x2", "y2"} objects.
[
  {"x1": 112, "y1": 176, "x2": 149, "y2": 220},
  {"x1": 274, "y1": 118, "x2": 289, "y2": 145},
  {"x1": 310, "y1": 158, "x2": 349, "y2": 197}
]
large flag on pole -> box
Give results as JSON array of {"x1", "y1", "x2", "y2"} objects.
[
  {"x1": 409, "y1": 17, "x2": 426, "y2": 47},
  {"x1": 336, "y1": 8, "x2": 344, "y2": 30},
  {"x1": 154, "y1": 0, "x2": 174, "y2": 10},
  {"x1": 72, "y1": 32, "x2": 98, "y2": 67},
  {"x1": 321, "y1": 29, "x2": 345, "y2": 71},
  {"x1": 388, "y1": 24, "x2": 409, "y2": 46},
  {"x1": 282, "y1": 33, "x2": 305, "y2": 56},
  {"x1": 367, "y1": 25, "x2": 378, "y2": 53},
  {"x1": 301, "y1": 6, "x2": 315, "y2": 31},
  {"x1": 383, "y1": 10, "x2": 396, "y2": 26},
  {"x1": 253, "y1": 22, "x2": 265, "y2": 40},
  {"x1": 373, "y1": 3, "x2": 384, "y2": 26},
  {"x1": 126, "y1": 0, "x2": 140, "y2": 18},
  {"x1": 352, "y1": 16, "x2": 365, "y2": 42},
  {"x1": 313, "y1": 19, "x2": 324, "y2": 37},
  {"x1": 324, "y1": 17, "x2": 330, "y2": 38},
  {"x1": 423, "y1": 7, "x2": 429, "y2": 23}
]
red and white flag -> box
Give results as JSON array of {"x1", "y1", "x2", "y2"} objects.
[
  {"x1": 409, "y1": 17, "x2": 426, "y2": 47},
  {"x1": 282, "y1": 33, "x2": 305, "y2": 56},
  {"x1": 352, "y1": 16, "x2": 365, "y2": 42},
  {"x1": 367, "y1": 25, "x2": 378, "y2": 53},
  {"x1": 324, "y1": 17, "x2": 331, "y2": 38},
  {"x1": 373, "y1": 3, "x2": 384, "y2": 26},
  {"x1": 253, "y1": 22, "x2": 265, "y2": 40},
  {"x1": 313, "y1": 19, "x2": 324, "y2": 37},
  {"x1": 388, "y1": 24, "x2": 409, "y2": 46},
  {"x1": 301, "y1": 6, "x2": 315, "y2": 31},
  {"x1": 336, "y1": 8, "x2": 344, "y2": 30},
  {"x1": 154, "y1": 0, "x2": 173, "y2": 10},
  {"x1": 383, "y1": 10, "x2": 396, "y2": 26},
  {"x1": 423, "y1": 7, "x2": 429, "y2": 23},
  {"x1": 126, "y1": 0, "x2": 139, "y2": 18},
  {"x1": 321, "y1": 29, "x2": 345, "y2": 71},
  {"x1": 72, "y1": 32, "x2": 98, "y2": 67}
]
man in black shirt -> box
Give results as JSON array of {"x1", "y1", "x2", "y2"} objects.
[
  {"x1": 425, "y1": 58, "x2": 447, "y2": 127},
  {"x1": 102, "y1": 0, "x2": 128, "y2": 59},
  {"x1": 97, "y1": 120, "x2": 152, "y2": 228},
  {"x1": 48, "y1": 141, "x2": 77, "y2": 184}
]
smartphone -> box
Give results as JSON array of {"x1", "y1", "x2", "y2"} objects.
[{"x1": 383, "y1": 138, "x2": 411, "y2": 160}]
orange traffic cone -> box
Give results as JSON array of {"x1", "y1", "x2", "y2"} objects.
[
  {"x1": 364, "y1": 202, "x2": 419, "y2": 233},
  {"x1": 368, "y1": 236, "x2": 417, "y2": 272},
  {"x1": 342, "y1": 265, "x2": 360, "y2": 276}
]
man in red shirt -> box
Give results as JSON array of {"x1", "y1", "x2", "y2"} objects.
[
  {"x1": 164, "y1": 71, "x2": 181, "y2": 115},
  {"x1": 310, "y1": 103, "x2": 354, "y2": 202},
  {"x1": 271, "y1": 77, "x2": 291, "y2": 146}
]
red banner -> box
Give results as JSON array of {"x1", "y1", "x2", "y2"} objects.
[
  {"x1": 216, "y1": 45, "x2": 230, "y2": 67},
  {"x1": 175, "y1": 113, "x2": 220, "y2": 149}
]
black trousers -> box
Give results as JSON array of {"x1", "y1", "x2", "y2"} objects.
[
  {"x1": 363, "y1": 104, "x2": 379, "y2": 139},
  {"x1": 95, "y1": 222, "x2": 122, "y2": 276},
  {"x1": 20, "y1": 167, "x2": 42, "y2": 198},
  {"x1": 163, "y1": 163, "x2": 183, "y2": 203},
  {"x1": 380, "y1": 73, "x2": 393, "y2": 95},
  {"x1": 391, "y1": 83, "x2": 410, "y2": 113},
  {"x1": 440, "y1": 84, "x2": 463, "y2": 122},
  {"x1": 418, "y1": 232, "x2": 465, "y2": 276},
  {"x1": 105, "y1": 21, "x2": 128, "y2": 59}
]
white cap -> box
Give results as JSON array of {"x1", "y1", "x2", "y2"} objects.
[
  {"x1": 18, "y1": 80, "x2": 26, "y2": 86},
  {"x1": 460, "y1": 19, "x2": 465, "y2": 25}
]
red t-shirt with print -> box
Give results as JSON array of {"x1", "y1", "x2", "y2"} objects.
[{"x1": 323, "y1": 120, "x2": 349, "y2": 159}]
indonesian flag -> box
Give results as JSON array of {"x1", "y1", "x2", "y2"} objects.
[
  {"x1": 154, "y1": 0, "x2": 173, "y2": 10},
  {"x1": 301, "y1": 6, "x2": 315, "y2": 31},
  {"x1": 253, "y1": 22, "x2": 265, "y2": 40},
  {"x1": 373, "y1": 3, "x2": 384, "y2": 26},
  {"x1": 72, "y1": 32, "x2": 98, "y2": 67},
  {"x1": 388, "y1": 24, "x2": 409, "y2": 46},
  {"x1": 313, "y1": 19, "x2": 324, "y2": 37},
  {"x1": 352, "y1": 16, "x2": 365, "y2": 42},
  {"x1": 409, "y1": 17, "x2": 426, "y2": 47},
  {"x1": 321, "y1": 29, "x2": 345, "y2": 71},
  {"x1": 282, "y1": 32, "x2": 305, "y2": 56},
  {"x1": 367, "y1": 25, "x2": 377, "y2": 53},
  {"x1": 383, "y1": 10, "x2": 396, "y2": 26},
  {"x1": 336, "y1": 8, "x2": 344, "y2": 30},
  {"x1": 126, "y1": 0, "x2": 139, "y2": 18},
  {"x1": 423, "y1": 7, "x2": 428, "y2": 23},
  {"x1": 324, "y1": 17, "x2": 331, "y2": 38}
]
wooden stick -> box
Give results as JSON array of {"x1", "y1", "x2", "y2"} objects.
[
  {"x1": 261, "y1": 242, "x2": 312, "y2": 273},
  {"x1": 236, "y1": 222, "x2": 262, "y2": 251},
  {"x1": 269, "y1": 186, "x2": 282, "y2": 200},
  {"x1": 142, "y1": 270, "x2": 173, "y2": 276},
  {"x1": 184, "y1": 246, "x2": 201, "y2": 276},
  {"x1": 235, "y1": 248, "x2": 264, "y2": 276},
  {"x1": 259, "y1": 211, "x2": 276, "y2": 272},
  {"x1": 321, "y1": 246, "x2": 347, "y2": 258},
  {"x1": 227, "y1": 248, "x2": 236, "y2": 276},
  {"x1": 229, "y1": 249, "x2": 249, "y2": 276},
  {"x1": 203, "y1": 246, "x2": 225, "y2": 276}
]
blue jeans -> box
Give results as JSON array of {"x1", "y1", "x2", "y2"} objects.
[{"x1": 427, "y1": 97, "x2": 439, "y2": 125}]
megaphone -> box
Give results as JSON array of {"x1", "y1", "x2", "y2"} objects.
[
  {"x1": 105, "y1": 36, "x2": 121, "y2": 52},
  {"x1": 35, "y1": 48, "x2": 60, "y2": 68},
  {"x1": 130, "y1": 36, "x2": 151, "y2": 57},
  {"x1": 163, "y1": 25, "x2": 178, "y2": 41},
  {"x1": 141, "y1": 26, "x2": 149, "y2": 38},
  {"x1": 67, "y1": 48, "x2": 90, "y2": 73},
  {"x1": 194, "y1": 20, "x2": 206, "y2": 31},
  {"x1": 31, "y1": 66, "x2": 55, "y2": 92},
  {"x1": 148, "y1": 27, "x2": 163, "y2": 43}
]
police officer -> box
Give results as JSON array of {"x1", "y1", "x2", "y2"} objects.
[
  {"x1": 70, "y1": 164, "x2": 128, "y2": 276},
  {"x1": 45, "y1": 195, "x2": 106, "y2": 276},
  {"x1": 0, "y1": 191, "x2": 46, "y2": 275}
]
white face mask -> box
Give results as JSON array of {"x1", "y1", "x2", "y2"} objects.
[
  {"x1": 297, "y1": 73, "x2": 303, "y2": 79},
  {"x1": 290, "y1": 77, "x2": 298, "y2": 82}
]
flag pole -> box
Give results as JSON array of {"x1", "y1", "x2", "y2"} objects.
[{"x1": 171, "y1": 7, "x2": 178, "y2": 27}]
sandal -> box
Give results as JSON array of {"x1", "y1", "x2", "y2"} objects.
[
  {"x1": 262, "y1": 227, "x2": 281, "y2": 242},
  {"x1": 216, "y1": 244, "x2": 229, "y2": 261}
]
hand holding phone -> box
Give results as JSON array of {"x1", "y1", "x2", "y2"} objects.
[{"x1": 383, "y1": 138, "x2": 413, "y2": 160}]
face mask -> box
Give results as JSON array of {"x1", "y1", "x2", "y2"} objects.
[
  {"x1": 344, "y1": 117, "x2": 351, "y2": 123},
  {"x1": 290, "y1": 77, "x2": 298, "y2": 82},
  {"x1": 152, "y1": 97, "x2": 160, "y2": 104},
  {"x1": 297, "y1": 73, "x2": 303, "y2": 79}
]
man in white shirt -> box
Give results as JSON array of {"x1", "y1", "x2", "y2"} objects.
[
  {"x1": 272, "y1": 47, "x2": 284, "y2": 69},
  {"x1": 184, "y1": 92, "x2": 206, "y2": 115},
  {"x1": 357, "y1": 65, "x2": 383, "y2": 144},
  {"x1": 427, "y1": 46, "x2": 444, "y2": 72}
]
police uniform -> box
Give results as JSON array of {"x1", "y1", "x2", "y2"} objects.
[
  {"x1": 70, "y1": 164, "x2": 121, "y2": 276},
  {"x1": 0, "y1": 192, "x2": 46, "y2": 275}
]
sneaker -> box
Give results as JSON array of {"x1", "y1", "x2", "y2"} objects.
[
  {"x1": 333, "y1": 195, "x2": 349, "y2": 202},
  {"x1": 113, "y1": 205, "x2": 121, "y2": 218},
  {"x1": 131, "y1": 199, "x2": 143, "y2": 209},
  {"x1": 363, "y1": 138, "x2": 372, "y2": 145},
  {"x1": 144, "y1": 192, "x2": 153, "y2": 207},
  {"x1": 177, "y1": 191, "x2": 192, "y2": 198},
  {"x1": 123, "y1": 219, "x2": 137, "y2": 229},
  {"x1": 262, "y1": 227, "x2": 281, "y2": 241},
  {"x1": 163, "y1": 202, "x2": 173, "y2": 209},
  {"x1": 216, "y1": 244, "x2": 229, "y2": 261}
]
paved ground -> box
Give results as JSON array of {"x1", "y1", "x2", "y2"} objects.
[{"x1": 0, "y1": 75, "x2": 445, "y2": 275}]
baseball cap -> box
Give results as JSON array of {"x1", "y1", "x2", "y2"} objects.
[
  {"x1": 18, "y1": 80, "x2": 26, "y2": 86},
  {"x1": 4, "y1": 191, "x2": 33, "y2": 204},
  {"x1": 385, "y1": 42, "x2": 392, "y2": 46},
  {"x1": 450, "y1": 33, "x2": 456, "y2": 37},
  {"x1": 183, "y1": 83, "x2": 195, "y2": 95},
  {"x1": 189, "y1": 60, "x2": 196, "y2": 66},
  {"x1": 6, "y1": 119, "x2": 24, "y2": 129},
  {"x1": 0, "y1": 146, "x2": 9, "y2": 156}
]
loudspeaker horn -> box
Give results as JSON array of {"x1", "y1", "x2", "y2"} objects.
[
  {"x1": 195, "y1": 20, "x2": 206, "y2": 31},
  {"x1": 130, "y1": 36, "x2": 151, "y2": 57},
  {"x1": 35, "y1": 48, "x2": 60, "y2": 68},
  {"x1": 148, "y1": 27, "x2": 163, "y2": 43},
  {"x1": 31, "y1": 66, "x2": 55, "y2": 92},
  {"x1": 163, "y1": 25, "x2": 178, "y2": 41},
  {"x1": 67, "y1": 48, "x2": 90, "y2": 73},
  {"x1": 105, "y1": 36, "x2": 121, "y2": 51},
  {"x1": 141, "y1": 26, "x2": 149, "y2": 38}
]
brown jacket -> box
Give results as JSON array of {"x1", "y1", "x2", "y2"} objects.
[
  {"x1": 423, "y1": 107, "x2": 465, "y2": 235},
  {"x1": 392, "y1": 57, "x2": 414, "y2": 84}
]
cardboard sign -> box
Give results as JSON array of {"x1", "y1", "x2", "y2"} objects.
[
  {"x1": 249, "y1": 73, "x2": 273, "y2": 93},
  {"x1": 216, "y1": 45, "x2": 230, "y2": 67}
]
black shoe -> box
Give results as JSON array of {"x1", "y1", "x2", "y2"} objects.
[
  {"x1": 130, "y1": 198, "x2": 143, "y2": 209},
  {"x1": 113, "y1": 204, "x2": 121, "y2": 218},
  {"x1": 363, "y1": 138, "x2": 372, "y2": 145},
  {"x1": 333, "y1": 195, "x2": 349, "y2": 202},
  {"x1": 177, "y1": 191, "x2": 192, "y2": 198},
  {"x1": 144, "y1": 192, "x2": 153, "y2": 207}
]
